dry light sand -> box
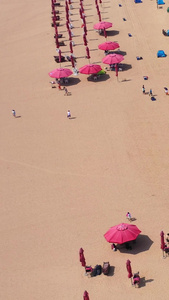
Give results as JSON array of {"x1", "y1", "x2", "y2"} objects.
[{"x1": 1, "y1": 0, "x2": 169, "y2": 299}]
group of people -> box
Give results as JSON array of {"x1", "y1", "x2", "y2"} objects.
[{"x1": 142, "y1": 85, "x2": 168, "y2": 96}]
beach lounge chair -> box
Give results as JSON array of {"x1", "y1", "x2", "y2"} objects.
[
  {"x1": 85, "y1": 266, "x2": 93, "y2": 277},
  {"x1": 102, "y1": 262, "x2": 110, "y2": 275},
  {"x1": 133, "y1": 273, "x2": 140, "y2": 287},
  {"x1": 54, "y1": 55, "x2": 66, "y2": 63},
  {"x1": 162, "y1": 29, "x2": 169, "y2": 36}
]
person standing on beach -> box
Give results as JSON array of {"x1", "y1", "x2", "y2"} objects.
[
  {"x1": 64, "y1": 87, "x2": 69, "y2": 96},
  {"x1": 142, "y1": 85, "x2": 145, "y2": 94},
  {"x1": 149, "y1": 88, "x2": 153, "y2": 96},
  {"x1": 12, "y1": 110, "x2": 16, "y2": 117},
  {"x1": 67, "y1": 110, "x2": 71, "y2": 118}
]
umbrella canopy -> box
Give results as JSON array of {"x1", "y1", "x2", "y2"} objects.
[
  {"x1": 79, "y1": 248, "x2": 86, "y2": 267},
  {"x1": 126, "y1": 259, "x2": 133, "y2": 278},
  {"x1": 94, "y1": 21, "x2": 112, "y2": 30},
  {"x1": 79, "y1": 64, "x2": 102, "y2": 74},
  {"x1": 104, "y1": 223, "x2": 141, "y2": 244},
  {"x1": 160, "y1": 231, "x2": 166, "y2": 250},
  {"x1": 83, "y1": 291, "x2": 89, "y2": 300},
  {"x1": 102, "y1": 53, "x2": 124, "y2": 64},
  {"x1": 98, "y1": 41, "x2": 120, "y2": 51},
  {"x1": 48, "y1": 68, "x2": 73, "y2": 78}
]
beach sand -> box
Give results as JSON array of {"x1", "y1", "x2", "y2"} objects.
[{"x1": 1, "y1": 0, "x2": 169, "y2": 299}]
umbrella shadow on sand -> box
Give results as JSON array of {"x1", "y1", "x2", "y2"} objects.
[
  {"x1": 111, "y1": 50, "x2": 127, "y2": 56},
  {"x1": 106, "y1": 30, "x2": 119, "y2": 36},
  {"x1": 63, "y1": 77, "x2": 81, "y2": 86},
  {"x1": 87, "y1": 74, "x2": 110, "y2": 82},
  {"x1": 118, "y1": 235, "x2": 153, "y2": 255}
]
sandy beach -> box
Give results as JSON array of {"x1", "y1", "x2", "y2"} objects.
[{"x1": 1, "y1": 0, "x2": 169, "y2": 299}]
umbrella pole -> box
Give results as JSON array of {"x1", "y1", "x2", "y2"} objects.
[{"x1": 131, "y1": 277, "x2": 133, "y2": 285}]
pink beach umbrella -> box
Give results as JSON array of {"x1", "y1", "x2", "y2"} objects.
[
  {"x1": 83, "y1": 291, "x2": 89, "y2": 300},
  {"x1": 126, "y1": 259, "x2": 133, "y2": 284},
  {"x1": 86, "y1": 46, "x2": 90, "y2": 59},
  {"x1": 79, "y1": 64, "x2": 102, "y2": 74},
  {"x1": 94, "y1": 21, "x2": 112, "y2": 30},
  {"x1": 48, "y1": 68, "x2": 73, "y2": 78},
  {"x1": 98, "y1": 41, "x2": 120, "y2": 51},
  {"x1": 104, "y1": 223, "x2": 141, "y2": 244},
  {"x1": 102, "y1": 53, "x2": 124, "y2": 65},
  {"x1": 79, "y1": 248, "x2": 86, "y2": 267}
]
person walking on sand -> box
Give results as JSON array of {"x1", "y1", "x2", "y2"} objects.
[
  {"x1": 126, "y1": 212, "x2": 132, "y2": 222},
  {"x1": 64, "y1": 87, "x2": 69, "y2": 96},
  {"x1": 12, "y1": 109, "x2": 16, "y2": 117},
  {"x1": 164, "y1": 87, "x2": 168, "y2": 95},
  {"x1": 149, "y1": 88, "x2": 153, "y2": 97},
  {"x1": 142, "y1": 85, "x2": 145, "y2": 94},
  {"x1": 67, "y1": 110, "x2": 71, "y2": 118}
]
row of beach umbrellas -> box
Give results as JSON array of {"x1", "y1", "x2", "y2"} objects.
[{"x1": 49, "y1": 0, "x2": 125, "y2": 80}]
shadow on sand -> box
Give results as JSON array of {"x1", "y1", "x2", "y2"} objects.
[
  {"x1": 118, "y1": 235, "x2": 153, "y2": 255},
  {"x1": 87, "y1": 74, "x2": 110, "y2": 82},
  {"x1": 62, "y1": 77, "x2": 81, "y2": 86},
  {"x1": 139, "y1": 277, "x2": 154, "y2": 288}
]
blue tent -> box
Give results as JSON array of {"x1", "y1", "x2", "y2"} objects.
[
  {"x1": 157, "y1": 50, "x2": 166, "y2": 57},
  {"x1": 157, "y1": 0, "x2": 165, "y2": 5},
  {"x1": 135, "y1": 0, "x2": 142, "y2": 3}
]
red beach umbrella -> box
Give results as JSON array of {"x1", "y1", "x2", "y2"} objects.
[
  {"x1": 79, "y1": 64, "x2": 102, "y2": 74},
  {"x1": 160, "y1": 231, "x2": 166, "y2": 250},
  {"x1": 102, "y1": 53, "x2": 124, "y2": 64},
  {"x1": 66, "y1": 21, "x2": 70, "y2": 31},
  {"x1": 98, "y1": 41, "x2": 120, "y2": 51},
  {"x1": 83, "y1": 291, "x2": 89, "y2": 300},
  {"x1": 126, "y1": 259, "x2": 133, "y2": 279},
  {"x1": 48, "y1": 68, "x2": 73, "y2": 78},
  {"x1": 104, "y1": 223, "x2": 141, "y2": 244},
  {"x1": 68, "y1": 30, "x2": 72, "y2": 41},
  {"x1": 58, "y1": 49, "x2": 62, "y2": 63},
  {"x1": 55, "y1": 36, "x2": 60, "y2": 48},
  {"x1": 84, "y1": 25, "x2": 87, "y2": 35},
  {"x1": 79, "y1": 248, "x2": 86, "y2": 267},
  {"x1": 94, "y1": 21, "x2": 112, "y2": 30},
  {"x1": 98, "y1": 11, "x2": 102, "y2": 22},
  {"x1": 83, "y1": 34, "x2": 88, "y2": 46},
  {"x1": 70, "y1": 55, "x2": 75, "y2": 68},
  {"x1": 86, "y1": 46, "x2": 90, "y2": 59},
  {"x1": 70, "y1": 41, "x2": 73, "y2": 53}
]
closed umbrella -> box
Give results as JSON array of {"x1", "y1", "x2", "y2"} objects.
[
  {"x1": 83, "y1": 291, "x2": 89, "y2": 300},
  {"x1": 79, "y1": 64, "x2": 102, "y2": 74},
  {"x1": 98, "y1": 11, "x2": 102, "y2": 22},
  {"x1": 70, "y1": 41, "x2": 73, "y2": 53},
  {"x1": 66, "y1": 21, "x2": 69, "y2": 30},
  {"x1": 79, "y1": 248, "x2": 86, "y2": 267},
  {"x1": 83, "y1": 34, "x2": 88, "y2": 46},
  {"x1": 104, "y1": 223, "x2": 141, "y2": 244},
  {"x1": 86, "y1": 46, "x2": 90, "y2": 59},
  {"x1": 48, "y1": 68, "x2": 73, "y2": 78},
  {"x1": 55, "y1": 36, "x2": 59, "y2": 48},
  {"x1": 126, "y1": 259, "x2": 133, "y2": 284},
  {"x1": 68, "y1": 29, "x2": 72, "y2": 41},
  {"x1": 98, "y1": 41, "x2": 120, "y2": 51},
  {"x1": 160, "y1": 231, "x2": 166, "y2": 257},
  {"x1": 102, "y1": 53, "x2": 124, "y2": 64},
  {"x1": 70, "y1": 55, "x2": 75, "y2": 68}
]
